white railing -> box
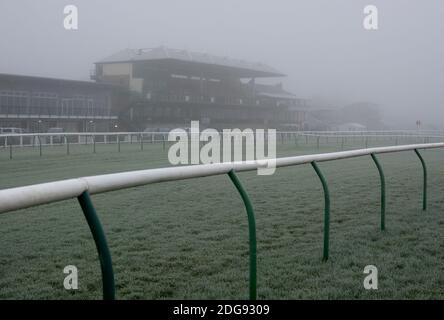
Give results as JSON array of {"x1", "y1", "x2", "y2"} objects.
[
  {"x1": 1, "y1": 130, "x2": 444, "y2": 147},
  {"x1": 1, "y1": 142, "x2": 443, "y2": 213}
]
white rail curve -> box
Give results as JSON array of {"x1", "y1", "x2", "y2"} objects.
[{"x1": 1, "y1": 142, "x2": 444, "y2": 214}]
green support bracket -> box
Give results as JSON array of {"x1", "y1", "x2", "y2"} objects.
[
  {"x1": 414, "y1": 149, "x2": 427, "y2": 211},
  {"x1": 227, "y1": 170, "x2": 257, "y2": 300},
  {"x1": 311, "y1": 161, "x2": 330, "y2": 261},
  {"x1": 77, "y1": 191, "x2": 115, "y2": 300},
  {"x1": 370, "y1": 154, "x2": 386, "y2": 231}
]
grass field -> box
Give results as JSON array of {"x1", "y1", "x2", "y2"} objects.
[{"x1": 1, "y1": 138, "x2": 444, "y2": 299}]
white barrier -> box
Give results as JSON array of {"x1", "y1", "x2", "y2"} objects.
[
  {"x1": 1, "y1": 142, "x2": 443, "y2": 214},
  {"x1": 1, "y1": 130, "x2": 444, "y2": 149}
]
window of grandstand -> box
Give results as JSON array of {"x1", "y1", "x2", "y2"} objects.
[{"x1": 0, "y1": 91, "x2": 29, "y2": 114}]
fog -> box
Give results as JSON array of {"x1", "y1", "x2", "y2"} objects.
[{"x1": 1, "y1": 0, "x2": 443, "y2": 128}]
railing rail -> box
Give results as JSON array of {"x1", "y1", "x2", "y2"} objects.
[
  {"x1": 3, "y1": 130, "x2": 444, "y2": 137},
  {"x1": 2, "y1": 130, "x2": 444, "y2": 161},
  {"x1": 1, "y1": 143, "x2": 442, "y2": 213},
  {"x1": 1, "y1": 142, "x2": 444, "y2": 299}
]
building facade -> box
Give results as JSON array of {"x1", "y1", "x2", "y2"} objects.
[
  {"x1": 0, "y1": 73, "x2": 118, "y2": 132},
  {"x1": 0, "y1": 47, "x2": 307, "y2": 133},
  {"x1": 93, "y1": 47, "x2": 307, "y2": 130}
]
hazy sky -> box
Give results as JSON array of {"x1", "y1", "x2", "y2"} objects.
[{"x1": 1, "y1": 0, "x2": 443, "y2": 127}]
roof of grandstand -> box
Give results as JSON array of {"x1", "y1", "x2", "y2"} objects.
[{"x1": 96, "y1": 46, "x2": 285, "y2": 78}]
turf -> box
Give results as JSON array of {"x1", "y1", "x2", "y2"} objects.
[{"x1": 1, "y1": 137, "x2": 444, "y2": 299}]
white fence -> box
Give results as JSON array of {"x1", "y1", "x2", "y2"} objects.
[
  {"x1": 1, "y1": 142, "x2": 443, "y2": 214},
  {"x1": 1, "y1": 130, "x2": 444, "y2": 147}
]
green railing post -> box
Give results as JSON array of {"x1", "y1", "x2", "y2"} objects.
[
  {"x1": 414, "y1": 149, "x2": 427, "y2": 211},
  {"x1": 227, "y1": 170, "x2": 257, "y2": 300},
  {"x1": 77, "y1": 191, "x2": 115, "y2": 300},
  {"x1": 311, "y1": 161, "x2": 330, "y2": 261},
  {"x1": 370, "y1": 154, "x2": 386, "y2": 231}
]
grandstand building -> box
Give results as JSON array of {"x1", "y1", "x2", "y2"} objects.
[
  {"x1": 0, "y1": 47, "x2": 307, "y2": 133},
  {"x1": 0, "y1": 73, "x2": 119, "y2": 132},
  {"x1": 92, "y1": 46, "x2": 307, "y2": 130}
]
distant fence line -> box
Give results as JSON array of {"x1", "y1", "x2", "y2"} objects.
[
  {"x1": 2, "y1": 130, "x2": 444, "y2": 145},
  {"x1": 0, "y1": 130, "x2": 443, "y2": 159}
]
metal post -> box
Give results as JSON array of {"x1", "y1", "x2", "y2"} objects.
[
  {"x1": 414, "y1": 149, "x2": 427, "y2": 211},
  {"x1": 93, "y1": 135, "x2": 96, "y2": 154},
  {"x1": 311, "y1": 161, "x2": 330, "y2": 261},
  {"x1": 117, "y1": 135, "x2": 121, "y2": 152},
  {"x1": 77, "y1": 191, "x2": 115, "y2": 300},
  {"x1": 9, "y1": 142, "x2": 12, "y2": 160},
  {"x1": 371, "y1": 154, "x2": 386, "y2": 231},
  {"x1": 140, "y1": 134, "x2": 144, "y2": 151},
  {"x1": 66, "y1": 136, "x2": 70, "y2": 155},
  {"x1": 38, "y1": 136, "x2": 42, "y2": 157},
  {"x1": 227, "y1": 170, "x2": 257, "y2": 300}
]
